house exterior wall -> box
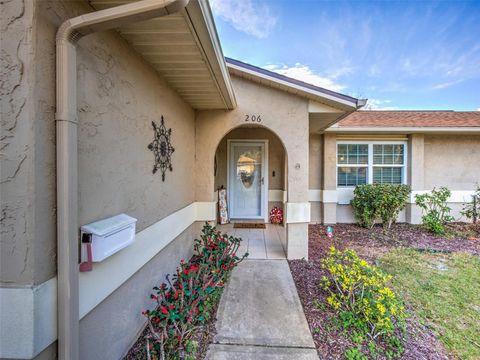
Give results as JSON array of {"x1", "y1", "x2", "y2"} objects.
[
  {"x1": 1, "y1": 0, "x2": 49, "y2": 287},
  {"x1": 315, "y1": 132, "x2": 480, "y2": 225},
  {"x1": 309, "y1": 133, "x2": 323, "y2": 223},
  {"x1": 322, "y1": 133, "x2": 338, "y2": 224},
  {"x1": 424, "y1": 134, "x2": 480, "y2": 190},
  {"x1": 196, "y1": 75, "x2": 310, "y2": 259},
  {"x1": 1, "y1": 1, "x2": 206, "y2": 359}
]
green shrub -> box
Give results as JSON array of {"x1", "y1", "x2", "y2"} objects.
[
  {"x1": 345, "y1": 346, "x2": 368, "y2": 360},
  {"x1": 351, "y1": 184, "x2": 411, "y2": 229},
  {"x1": 144, "y1": 223, "x2": 247, "y2": 359},
  {"x1": 461, "y1": 184, "x2": 480, "y2": 224},
  {"x1": 321, "y1": 247, "x2": 405, "y2": 341},
  {"x1": 415, "y1": 187, "x2": 454, "y2": 234}
]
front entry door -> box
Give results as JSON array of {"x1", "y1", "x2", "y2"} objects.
[{"x1": 228, "y1": 141, "x2": 267, "y2": 220}]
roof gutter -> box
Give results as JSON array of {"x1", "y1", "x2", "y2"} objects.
[
  {"x1": 356, "y1": 98, "x2": 367, "y2": 109},
  {"x1": 324, "y1": 126, "x2": 480, "y2": 133},
  {"x1": 55, "y1": 1, "x2": 189, "y2": 359},
  {"x1": 315, "y1": 98, "x2": 368, "y2": 131}
]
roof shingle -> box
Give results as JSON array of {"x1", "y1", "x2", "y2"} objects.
[{"x1": 338, "y1": 111, "x2": 480, "y2": 128}]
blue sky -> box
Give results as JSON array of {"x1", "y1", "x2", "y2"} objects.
[{"x1": 210, "y1": 0, "x2": 480, "y2": 111}]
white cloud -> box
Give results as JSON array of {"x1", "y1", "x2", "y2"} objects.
[
  {"x1": 477, "y1": 108, "x2": 480, "y2": 111},
  {"x1": 432, "y1": 79, "x2": 463, "y2": 90},
  {"x1": 329, "y1": 66, "x2": 355, "y2": 79},
  {"x1": 209, "y1": 0, "x2": 277, "y2": 39},
  {"x1": 361, "y1": 98, "x2": 399, "y2": 110},
  {"x1": 263, "y1": 63, "x2": 346, "y2": 92}
]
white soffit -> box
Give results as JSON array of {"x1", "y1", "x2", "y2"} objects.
[
  {"x1": 88, "y1": 0, "x2": 236, "y2": 110},
  {"x1": 308, "y1": 100, "x2": 350, "y2": 132}
]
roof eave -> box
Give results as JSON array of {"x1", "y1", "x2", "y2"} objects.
[
  {"x1": 324, "y1": 126, "x2": 480, "y2": 134},
  {"x1": 183, "y1": 0, "x2": 237, "y2": 109},
  {"x1": 226, "y1": 58, "x2": 361, "y2": 111}
]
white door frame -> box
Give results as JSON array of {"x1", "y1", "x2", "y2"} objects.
[{"x1": 227, "y1": 139, "x2": 269, "y2": 222}]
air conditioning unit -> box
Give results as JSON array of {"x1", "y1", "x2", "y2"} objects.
[{"x1": 80, "y1": 214, "x2": 137, "y2": 272}]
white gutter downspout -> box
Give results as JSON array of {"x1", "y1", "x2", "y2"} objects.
[{"x1": 55, "y1": 1, "x2": 189, "y2": 359}]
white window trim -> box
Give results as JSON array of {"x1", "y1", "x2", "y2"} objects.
[{"x1": 336, "y1": 140, "x2": 408, "y2": 188}]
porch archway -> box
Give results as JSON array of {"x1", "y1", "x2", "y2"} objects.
[
  {"x1": 194, "y1": 87, "x2": 311, "y2": 259},
  {"x1": 214, "y1": 124, "x2": 288, "y2": 222}
]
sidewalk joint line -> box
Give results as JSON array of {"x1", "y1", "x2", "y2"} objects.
[{"x1": 212, "y1": 341, "x2": 316, "y2": 350}]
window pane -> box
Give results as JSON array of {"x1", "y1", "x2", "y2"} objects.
[
  {"x1": 393, "y1": 144, "x2": 404, "y2": 164},
  {"x1": 373, "y1": 144, "x2": 404, "y2": 165},
  {"x1": 337, "y1": 144, "x2": 368, "y2": 164},
  {"x1": 373, "y1": 167, "x2": 402, "y2": 184},
  {"x1": 337, "y1": 144, "x2": 348, "y2": 164},
  {"x1": 337, "y1": 167, "x2": 367, "y2": 186}
]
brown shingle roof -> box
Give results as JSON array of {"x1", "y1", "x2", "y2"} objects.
[{"x1": 338, "y1": 111, "x2": 480, "y2": 128}]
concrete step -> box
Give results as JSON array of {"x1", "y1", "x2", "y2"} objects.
[{"x1": 206, "y1": 344, "x2": 319, "y2": 359}]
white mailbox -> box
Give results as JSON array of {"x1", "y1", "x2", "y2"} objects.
[{"x1": 80, "y1": 214, "x2": 137, "y2": 268}]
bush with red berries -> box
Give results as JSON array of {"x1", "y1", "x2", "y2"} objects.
[{"x1": 143, "y1": 223, "x2": 247, "y2": 359}]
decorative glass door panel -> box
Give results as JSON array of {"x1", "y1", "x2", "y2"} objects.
[{"x1": 229, "y1": 142, "x2": 266, "y2": 219}]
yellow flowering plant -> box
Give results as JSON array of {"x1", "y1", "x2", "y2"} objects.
[{"x1": 321, "y1": 247, "x2": 405, "y2": 340}]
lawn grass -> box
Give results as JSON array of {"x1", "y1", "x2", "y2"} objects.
[{"x1": 379, "y1": 249, "x2": 480, "y2": 359}]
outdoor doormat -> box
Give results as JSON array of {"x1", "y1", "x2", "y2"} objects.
[{"x1": 233, "y1": 223, "x2": 266, "y2": 229}]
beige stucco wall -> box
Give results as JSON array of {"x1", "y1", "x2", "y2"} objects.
[
  {"x1": 313, "y1": 133, "x2": 480, "y2": 224},
  {"x1": 76, "y1": 29, "x2": 195, "y2": 231},
  {"x1": 196, "y1": 75, "x2": 309, "y2": 202},
  {"x1": 424, "y1": 134, "x2": 480, "y2": 190},
  {"x1": 309, "y1": 133, "x2": 323, "y2": 189},
  {"x1": 2, "y1": 0, "x2": 200, "y2": 358},
  {"x1": 309, "y1": 133, "x2": 323, "y2": 223},
  {"x1": 196, "y1": 75, "x2": 310, "y2": 259},
  {"x1": 1, "y1": 0, "x2": 49, "y2": 286},
  {"x1": 0, "y1": 0, "x2": 196, "y2": 288}
]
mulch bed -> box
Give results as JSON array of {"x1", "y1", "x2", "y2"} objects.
[{"x1": 289, "y1": 222, "x2": 480, "y2": 360}]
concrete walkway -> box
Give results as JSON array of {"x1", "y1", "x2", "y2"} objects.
[
  {"x1": 206, "y1": 260, "x2": 318, "y2": 359},
  {"x1": 217, "y1": 223, "x2": 287, "y2": 259}
]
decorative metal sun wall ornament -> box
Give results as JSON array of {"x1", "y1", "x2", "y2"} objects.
[{"x1": 147, "y1": 116, "x2": 175, "y2": 181}]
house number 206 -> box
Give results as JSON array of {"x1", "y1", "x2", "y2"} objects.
[{"x1": 245, "y1": 114, "x2": 262, "y2": 122}]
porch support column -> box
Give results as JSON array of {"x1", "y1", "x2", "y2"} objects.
[
  {"x1": 285, "y1": 203, "x2": 310, "y2": 259},
  {"x1": 284, "y1": 123, "x2": 310, "y2": 260},
  {"x1": 406, "y1": 134, "x2": 424, "y2": 224},
  {"x1": 322, "y1": 133, "x2": 337, "y2": 224}
]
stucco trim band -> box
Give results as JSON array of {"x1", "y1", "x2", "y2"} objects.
[
  {"x1": 308, "y1": 190, "x2": 338, "y2": 203},
  {"x1": 269, "y1": 190, "x2": 287, "y2": 203},
  {"x1": 195, "y1": 201, "x2": 217, "y2": 221},
  {"x1": 79, "y1": 201, "x2": 216, "y2": 319},
  {"x1": 286, "y1": 202, "x2": 311, "y2": 223},
  {"x1": 0, "y1": 201, "x2": 215, "y2": 359},
  {"x1": 0, "y1": 278, "x2": 57, "y2": 359},
  {"x1": 409, "y1": 190, "x2": 476, "y2": 204}
]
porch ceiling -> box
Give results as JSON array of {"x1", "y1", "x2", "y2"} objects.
[{"x1": 88, "y1": 0, "x2": 236, "y2": 110}]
